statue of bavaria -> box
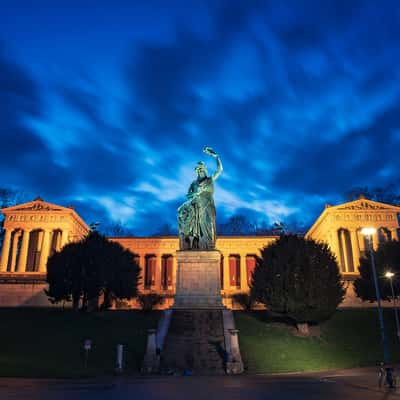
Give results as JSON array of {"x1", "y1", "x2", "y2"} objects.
[{"x1": 178, "y1": 147, "x2": 223, "y2": 250}]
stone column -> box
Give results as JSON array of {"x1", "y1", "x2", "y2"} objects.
[
  {"x1": 39, "y1": 230, "x2": 51, "y2": 273},
  {"x1": 222, "y1": 253, "x2": 230, "y2": 292},
  {"x1": 329, "y1": 230, "x2": 341, "y2": 262},
  {"x1": 17, "y1": 229, "x2": 31, "y2": 272},
  {"x1": 61, "y1": 230, "x2": 69, "y2": 247},
  {"x1": 350, "y1": 230, "x2": 360, "y2": 272},
  {"x1": 339, "y1": 230, "x2": 347, "y2": 273},
  {"x1": 9, "y1": 231, "x2": 22, "y2": 272},
  {"x1": 239, "y1": 253, "x2": 248, "y2": 291},
  {"x1": 0, "y1": 229, "x2": 12, "y2": 272},
  {"x1": 373, "y1": 231, "x2": 380, "y2": 251},
  {"x1": 53, "y1": 231, "x2": 62, "y2": 251},
  {"x1": 343, "y1": 230, "x2": 354, "y2": 273},
  {"x1": 172, "y1": 256, "x2": 177, "y2": 293},
  {"x1": 391, "y1": 228, "x2": 398, "y2": 241},
  {"x1": 138, "y1": 255, "x2": 145, "y2": 291},
  {"x1": 155, "y1": 255, "x2": 162, "y2": 290}
]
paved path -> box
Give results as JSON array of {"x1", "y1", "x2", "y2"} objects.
[{"x1": 0, "y1": 367, "x2": 399, "y2": 400}]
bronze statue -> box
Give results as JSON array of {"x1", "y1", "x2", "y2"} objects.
[{"x1": 178, "y1": 147, "x2": 223, "y2": 250}]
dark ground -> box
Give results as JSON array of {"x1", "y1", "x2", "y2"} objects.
[{"x1": 0, "y1": 367, "x2": 399, "y2": 400}]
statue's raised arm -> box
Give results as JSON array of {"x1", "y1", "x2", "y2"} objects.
[{"x1": 203, "y1": 147, "x2": 223, "y2": 181}]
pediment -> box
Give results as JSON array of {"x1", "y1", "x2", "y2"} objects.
[
  {"x1": 4, "y1": 198, "x2": 69, "y2": 213},
  {"x1": 334, "y1": 199, "x2": 400, "y2": 211}
]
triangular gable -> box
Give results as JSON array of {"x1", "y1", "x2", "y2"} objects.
[
  {"x1": 3, "y1": 198, "x2": 72, "y2": 213},
  {"x1": 306, "y1": 198, "x2": 400, "y2": 238},
  {"x1": 331, "y1": 198, "x2": 400, "y2": 212}
]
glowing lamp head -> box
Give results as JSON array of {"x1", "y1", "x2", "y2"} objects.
[
  {"x1": 385, "y1": 272, "x2": 395, "y2": 279},
  {"x1": 361, "y1": 227, "x2": 376, "y2": 236}
]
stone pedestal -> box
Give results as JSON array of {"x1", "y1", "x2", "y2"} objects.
[{"x1": 173, "y1": 250, "x2": 223, "y2": 309}]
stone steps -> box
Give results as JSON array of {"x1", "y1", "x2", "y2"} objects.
[{"x1": 160, "y1": 310, "x2": 226, "y2": 374}]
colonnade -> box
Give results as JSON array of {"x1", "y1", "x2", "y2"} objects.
[
  {"x1": 0, "y1": 228, "x2": 69, "y2": 273},
  {"x1": 136, "y1": 251, "x2": 256, "y2": 293},
  {"x1": 336, "y1": 227, "x2": 398, "y2": 273}
]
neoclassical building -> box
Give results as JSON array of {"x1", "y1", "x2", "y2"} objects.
[
  {"x1": 0, "y1": 196, "x2": 399, "y2": 307},
  {"x1": 306, "y1": 197, "x2": 400, "y2": 275}
]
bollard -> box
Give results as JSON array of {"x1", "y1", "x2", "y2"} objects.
[
  {"x1": 115, "y1": 344, "x2": 124, "y2": 374},
  {"x1": 141, "y1": 328, "x2": 160, "y2": 373},
  {"x1": 229, "y1": 329, "x2": 240, "y2": 361},
  {"x1": 226, "y1": 329, "x2": 244, "y2": 374},
  {"x1": 83, "y1": 339, "x2": 92, "y2": 369}
]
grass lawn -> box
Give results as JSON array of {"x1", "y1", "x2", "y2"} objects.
[
  {"x1": 0, "y1": 308, "x2": 160, "y2": 378},
  {"x1": 235, "y1": 308, "x2": 400, "y2": 374},
  {"x1": 1, "y1": 308, "x2": 399, "y2": 378}
]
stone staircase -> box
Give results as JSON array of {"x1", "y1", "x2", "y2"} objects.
[{"x1": 160, "y1": 310, "x2": 226, "y2": 375}]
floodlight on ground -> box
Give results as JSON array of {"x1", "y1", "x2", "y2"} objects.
[{"x1": 385, "y1": 271, "x2": 395, "y2": 279}]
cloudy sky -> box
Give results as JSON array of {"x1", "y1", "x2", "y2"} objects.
[{"x1": 1, "y1": 0, "x2": 399, "y2": 234}]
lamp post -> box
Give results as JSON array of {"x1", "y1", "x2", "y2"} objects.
[
  {"x1": 361, "y1": 228, "x2": 391, "y2": 365},
  {"x1": 385, "y1": 271, "x2": 400, "y2": 342}
]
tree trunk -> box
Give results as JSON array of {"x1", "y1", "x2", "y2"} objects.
[
  {"x1": 87, "y1": 296, "x2": 99, "y2": 312},
  {"x1": 72, "y1": 295, "x2": 80, "y2": 310},
  {"x1": 81, "y1": 293, "x2": 88, "y2": 311},
  {"x1": 296, "y1": 322, "x2": 310, "y2": 336},
  {"x1": 101, "y1": 289, "x2": 113, "y2": 310}
]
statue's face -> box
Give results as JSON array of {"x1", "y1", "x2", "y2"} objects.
[
  {"x1": 196, "y1": 167, "x2": 207, "y2": 178},
  {"x1": 195, "y1": 162, "x2": 207, "y2": 179}
]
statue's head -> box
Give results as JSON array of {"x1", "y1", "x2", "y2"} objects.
[{"x1": 195, "y1": 161, "x2": 207, "y2": 178}]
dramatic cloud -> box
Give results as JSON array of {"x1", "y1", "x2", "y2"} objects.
[{"x1": 0, "y1": 0, "x2": 399, "y2": 233}]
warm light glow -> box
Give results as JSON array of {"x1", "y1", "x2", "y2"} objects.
[
  {"x1": 361, "y1": 227, "x2": 377, "y2": 236},
  {"x1": 385, "y1": 272, "x2": 395, "y2": 279}
]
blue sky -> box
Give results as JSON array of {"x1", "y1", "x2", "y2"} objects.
[{"x1": 0, "y1": 0, "x2": 399, "y2": 234}]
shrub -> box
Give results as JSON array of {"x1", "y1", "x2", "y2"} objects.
[
  {"x1": 251, "y1": 235, "x2": 345, "y2": 335},
  {"x1": 137, "y1": 293, "x2": 164, "y2": 311},
  {"x1": 46, "y1": 231, "x2": 141, "y2": 311},
  {"x1": 231, "y1": 292, "x2": 255, "y2": 310}
]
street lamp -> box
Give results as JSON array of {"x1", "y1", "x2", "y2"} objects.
[
  {"x1": 361, "y1": 227, "x2": 391, "y2": 366},
  {"x1": 385, "y1": 271, "x2": 400, "y2": 341}
]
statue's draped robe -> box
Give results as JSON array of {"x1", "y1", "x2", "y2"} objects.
[{"x1": 178, "y1": 177, "x2": 216, "y2": 250}]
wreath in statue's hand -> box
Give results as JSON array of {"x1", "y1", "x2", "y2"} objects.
[{"x1": 203, "y1": 147, "x2": 217, "y2": 157}]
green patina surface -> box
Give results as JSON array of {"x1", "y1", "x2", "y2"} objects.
[
  {"x1": 177, "y1": 147, "x2": 223, "y2": 250},
  {"x1": 0, "y1": 308, "x2": 160, "y2": 378},
  {"x1": 235, "y1": 308, "x2": 400, "y2": 373}
]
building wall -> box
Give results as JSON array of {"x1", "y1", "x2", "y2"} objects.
[
  {"x1": 0, "y1": 282, "x2": 53, "y2": 307},
  {"x1": 306, "y1": 198, "x2": 400, "y2": 275},
  {"x1": 0, "y1": 197, "x2": 399, "y2": 309}
]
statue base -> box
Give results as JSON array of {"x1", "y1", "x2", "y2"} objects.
[{"x1": 173, "y1": 250, "x2": 224, "y2": 309}]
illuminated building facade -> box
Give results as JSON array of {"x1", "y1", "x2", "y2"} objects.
[{"x1": 0, "y1": 196, "x2": 399, "y2": 308}]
